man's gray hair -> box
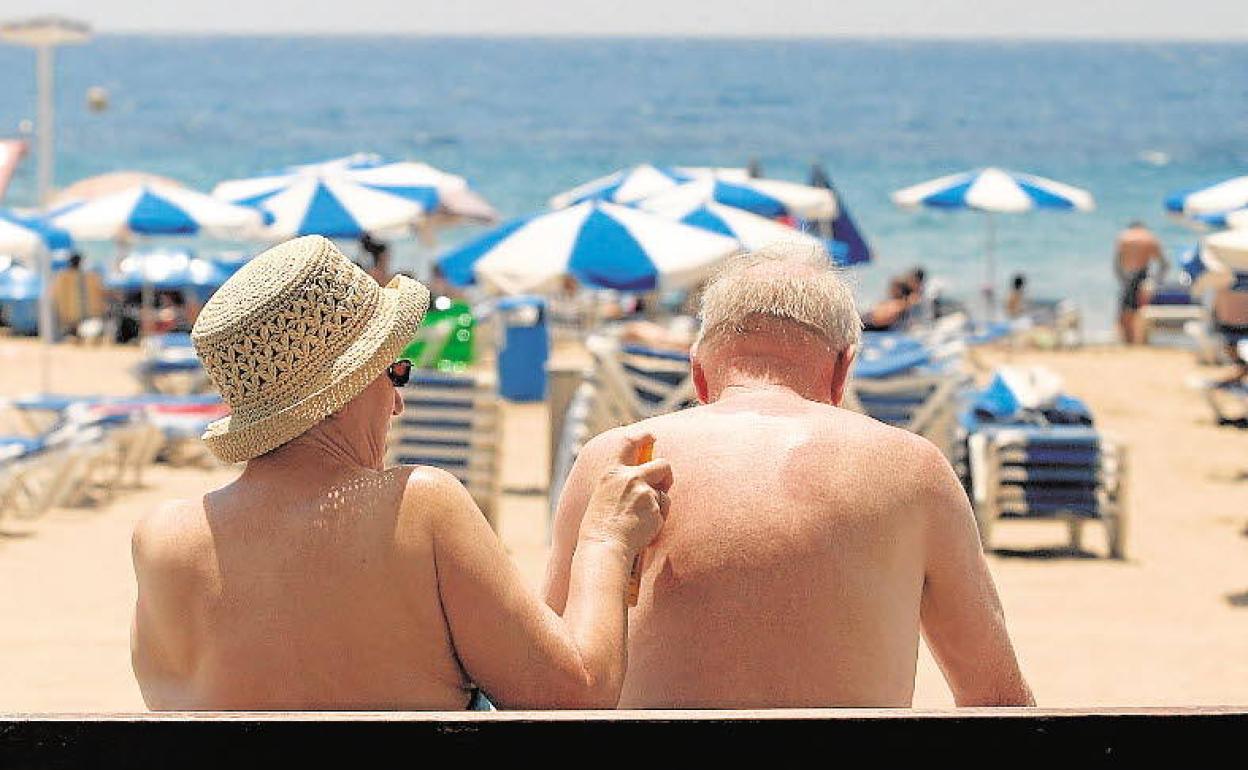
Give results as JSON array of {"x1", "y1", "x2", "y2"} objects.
[{"x1": 695, "y1": 241, "x2": 862, "y2": 352}]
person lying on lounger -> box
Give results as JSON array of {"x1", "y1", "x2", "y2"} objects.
[
  {"x1": 130, "y1": 236, "x2": 671, "y2": 710},
  {"x1": 545, "y1": 241, "x2": 1034, "y2": 708}
]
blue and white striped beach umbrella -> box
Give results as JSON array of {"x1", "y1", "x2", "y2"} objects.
[
  {"x1": 892, "y1": 167, "x2": 1094, "y2": 316},
  {"x1": 0, "y1": 209, "x2": 71, "y2": 257},
  {"x1": 638, "y1": 177, "x2": 839, "y2": 224},
  {"x1": 1192, "y1": 206, "x2": 1248, "y2": 231},
  {"x1": 548, "y1": 164, "x2": 695, "y2": 209},
  {"x1": 1165, "y1": 175, "x2": 1248, "y2": 218},
  {"x1": 214, "y1": 157, "x2": 497, "y2": 226},
  {"x1": 892, "y1": 167, "x2": 1095, "y2": 214},
  {"x1": 638, "y1": 191, "x2": 847, "y2": 263},
  {"x1": 437, "y1": 200, "x2": 740, "y2": 295},
  {"x1": 235, "y1": 175, "x2": 428, "y2": 240},
  {"x1": 48, "y1": 183, "x2": 265, "y2": 241}
]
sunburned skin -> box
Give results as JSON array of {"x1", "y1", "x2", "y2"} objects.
[
  {"x1": 131, "y1": 372, "x2": 671, "y2": 711},
  {"x1": 545, "y1": 332, "x2": 1034, "y2": 709}
]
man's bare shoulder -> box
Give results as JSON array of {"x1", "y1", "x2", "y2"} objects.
[{"x1": 811, "y1": 405, "x2": 961, "y2": 509}]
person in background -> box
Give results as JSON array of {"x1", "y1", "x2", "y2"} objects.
[
  {"x1": 1211, "y1": 277, "x2": 1248, "y2": 391},
  {"x1": 426, "y1": 263, "x2": 460, "y2": 301},
  {"x1": 861, "y1": 279, "x2": 914, "y2": 332},
  {"x1": 359, "y1": 233, "x2": 392, "y2": 284},
  {"x1": 1006, "y1": 273, "x2": 1028, "y2": 319},
  {"x1": 1114, "y1": 221, "x2": 1167, "y2": 345},
  {"x1": 51, "y1": 252, "x2": 107, "y2": 344}
]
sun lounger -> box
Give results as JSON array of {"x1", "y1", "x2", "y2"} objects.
[
  {"x1": 959, "y1": 371, "x2": 1127, "y2": 558},
  {"x1": 586, "y1": 335, "x2": 697, "y2": 422},
  {"x1": 844, "y1": 332, "x2": 968, "y2": 459},
  {"x1": 1143, "y1": 284, "x2": 1209, "y2": 344},
  {"x1": 386, "y1": 371, "x2": 502, "y2": 529},
  {"x1": 135, "y1": 333, "x2": 213, "y2": 395}
]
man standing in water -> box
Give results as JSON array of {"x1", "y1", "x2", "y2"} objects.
[
  {"x1": 545, "y1": 243, "x2": 1033, "y2": 708},
  {"x1": 1115, "y1": 221, "x2": 1167, "y2": 344}
]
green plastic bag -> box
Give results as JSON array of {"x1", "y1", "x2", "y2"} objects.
[{"x1": 402, "y1": 296, "x2": 475, "y2": 372}]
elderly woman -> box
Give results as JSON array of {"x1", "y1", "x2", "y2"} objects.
[{"x1": 131, "y1": 236, "x2": 670, "y2": 710}]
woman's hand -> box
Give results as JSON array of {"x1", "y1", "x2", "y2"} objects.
[{"x1": 578, "y1": 432, "x2": 672, "y2": 557}]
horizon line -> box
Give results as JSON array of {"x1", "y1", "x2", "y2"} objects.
[{"x1": 84, "y1": 30, "x2": 1248, "y2": 44}]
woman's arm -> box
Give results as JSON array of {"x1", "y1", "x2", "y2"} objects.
[{"x1": 415, "y1": 433, "x2": 670, "y2": 709}]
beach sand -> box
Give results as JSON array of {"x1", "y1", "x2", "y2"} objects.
[{"x1": 0, "y1": 337, "x2": 1245, "y2": 711}]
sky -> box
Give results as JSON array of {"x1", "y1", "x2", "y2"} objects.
[{"x1": 3, "y1": 0, "x2": 1248, "y2": 39}]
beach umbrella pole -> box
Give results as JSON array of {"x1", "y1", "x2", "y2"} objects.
[
  {"x1": 984, "y1": 212, "x2": 998, "y2": 320},
  {"x1": 37, "y1": 243, "x2": 53, "y2": 391}
]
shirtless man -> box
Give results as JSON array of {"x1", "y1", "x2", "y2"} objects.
[
  {"x1": 1115, "y1": 221, "x2": 1167, "y2": 344},
  {"x1": 546, "y1": 243, "x2": 1033, "y2": 708}
]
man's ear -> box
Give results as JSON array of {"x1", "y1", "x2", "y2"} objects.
[
  {"x1": 692, "y1": 358, "x2": 710, "y2": 404},
  {"x1": 829, "y1": 346, "x2": 855, "y2": 406}
]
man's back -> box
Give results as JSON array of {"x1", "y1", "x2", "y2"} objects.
[
  {"x1": 622, "y1": 396, "x2": 925, "y2": 707},
  {"x1": 545, "y1": 389, "x2": 1019, "y2": 708},
  {"x1": 1116, "y1": 226, "x2": 1162, "y2": 274}
]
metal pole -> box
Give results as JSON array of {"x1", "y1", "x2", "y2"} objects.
[
  {"x1": 985, "y1": 212, "x2": 997, "y2": 321},
  {"x1": 36, "y1": 43, "x2": 55, "y2": 391}
]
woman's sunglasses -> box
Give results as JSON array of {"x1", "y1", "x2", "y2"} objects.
[{"x1": 387, "y1": 359, "x2": 413, "y2": 387}]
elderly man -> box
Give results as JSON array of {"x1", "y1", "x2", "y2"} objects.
[{"x1": 545, "y1": 242, "x2": 1033, "y2": 708}]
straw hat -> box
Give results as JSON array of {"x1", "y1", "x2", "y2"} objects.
[{"x1": 191, "y1": 235, "x2": 429, "y2": 463}]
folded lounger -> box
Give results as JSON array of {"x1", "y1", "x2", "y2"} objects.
[
  {"x1": 586, "y1": 335, "x2": 697, "y2": 422},
  {"x1": 959, "y1": 372, "x2": 1127, "y2": 559},
  {"x1": 386, "y1": 371, "x2": 502, "y2": 529},
  {"x1": 136, "y1": 333, "x2": 213, "y2": 395}
]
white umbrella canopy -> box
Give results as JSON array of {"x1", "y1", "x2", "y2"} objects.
[{"x1": 1203, "y1": 228, "x2": 1248, "y2": 272}]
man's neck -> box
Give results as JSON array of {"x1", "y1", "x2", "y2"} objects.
[{"x1": 713, "y1": 377, "x2": 829, "y2": 406}]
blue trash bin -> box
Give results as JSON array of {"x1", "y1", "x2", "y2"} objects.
[{"x1": 496, "y1": 295, "x2": 549, "y2": 401}]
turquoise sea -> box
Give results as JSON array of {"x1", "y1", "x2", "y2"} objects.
[{"x1": 1, "y1": 36, "x2": 1246, "y2": 331}]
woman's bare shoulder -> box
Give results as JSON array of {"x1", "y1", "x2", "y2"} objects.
[{"x1": 132, "y1": 497, "x2": 212, "y2": 577}]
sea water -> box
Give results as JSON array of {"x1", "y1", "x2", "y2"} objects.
[{"x1": 0, "y1": 36, "x2": 1245, "y2": 332}]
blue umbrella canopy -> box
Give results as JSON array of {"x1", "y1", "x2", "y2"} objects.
[{"x1": 437, "y1": 200, "x2": 740, "y2": 295}]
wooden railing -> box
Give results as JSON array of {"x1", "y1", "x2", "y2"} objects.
[{"x1": 2, "y1": 708, "x2": 1243, "y2": 765}]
